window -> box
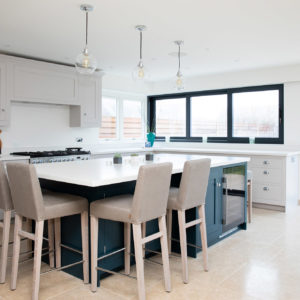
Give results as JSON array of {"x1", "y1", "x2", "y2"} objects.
[
  {"x1": 99, "y1": 97, "x2": 117, "y2": 139},
  {"x1": 191, "y1": 94, "x2": 227, "y2": 137},
  {"x1": 233, "y1": 90, "x2": 279, "y2": 138},
  {"x1": 99, "y1": 93, "x2": 145, "y2": 141},
  {"x1": 148, "y1": 84, "x2": 283, "y2": 144},
  {"x1": 156, "y1": 98, "x2": 186, "y2": 137},
  {"x1": 123, "y1": 100, "x2": 143, "y2": 139}
]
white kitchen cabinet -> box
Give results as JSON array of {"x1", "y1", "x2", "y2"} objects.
[
  {"x1": 70, "y1": 73, "x2": 102, "y2": 128},
  {"x1": 7, "y1": 56, "x2": 79, "y2": 105},
  {"x1": 0, "y1": 61, "x2": 8, "y2": 126}
]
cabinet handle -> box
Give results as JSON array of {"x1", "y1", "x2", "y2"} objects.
[
  {"x1": 263, "y1": 170, "x2": 269, "y2": 175},
  {"x1": 263, "y1": 187, "x2": 269, "y2": 191},
  {"x1": 83, "y1": 113, "x2": 87, "y2": 116},
  {"x1": 263, "y1": 160, "x2": 269, "y2": 165},
  {"x1": 1, "y1": 109, "x2": 5, "y2": 112}
]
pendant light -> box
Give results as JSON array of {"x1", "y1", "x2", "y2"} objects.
[
  {"x1": 75, "y1": 4, "x2": 97, "y2": 74},
  {"x1": 174, "y1": 40, "x2": 185, "y2": 91},
  {"x1": 132, "y1": 25, "x2": 148, "y2": 81}
]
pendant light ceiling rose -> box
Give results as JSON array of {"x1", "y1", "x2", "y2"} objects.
[
  {"x1": 80, "y1": 4, "x2": 94, "y2": 12},
  {"x1": 135, "y1": 25, "x2": 147, "y2": 32}
]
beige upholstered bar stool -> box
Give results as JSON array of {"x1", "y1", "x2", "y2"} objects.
[
  {"x1": 6, "y1": 163, "x2": 89, "y2": 300},
  {"x1": 0, "y1": 162, "x2": 56, "y2": 284},
  {"x1": 167, "y1": 158, "x2": 211, "y2": 284},
  {"x1": 0, "y1": 162, "x2": 14, "y2": 284},
  {"x1": 90, "y1": 163, "x2": 173, "y2": 300}
]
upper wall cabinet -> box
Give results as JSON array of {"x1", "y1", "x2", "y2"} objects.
[
  {"x1": 0, "y1": 54, "x2": 103, "y2": 128},
  {"x1": 7, "y1": 57, "x2": 79, "y2": 105},
  {"x1": 0, "y1": 61, "x2": 8, "y2": 126},
  {"x1": 70, "y1": 74, "x2": 102, "y2": 128}
]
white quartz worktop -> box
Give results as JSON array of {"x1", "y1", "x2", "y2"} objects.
[
  {"x1": 35, "y1": 153, "x2": 249, "y2": 187},
  {"x1": 91, "y1": 146, "x2": 300, "y2": 157},
  {"x1": 0, "y1": 154, "x2": 30, "y2": 161},
  {"x1": 155, "y1": 147, "x2": 300, "y2": 157}
]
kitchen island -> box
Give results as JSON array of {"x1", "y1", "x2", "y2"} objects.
[{"x1": 35, "y1": 153, "x2": 249, "y2": 284}]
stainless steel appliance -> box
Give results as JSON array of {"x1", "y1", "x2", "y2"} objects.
[{"x1": 11, "y1": 147, "x2": 91, "y2": 164}]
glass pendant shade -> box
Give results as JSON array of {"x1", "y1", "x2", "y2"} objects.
[
  {"x1": 75, "y1": 48, "x2": 97, "y2": 75},
  {"x1": 132, "y1": 61, "x2": 149, "y2": 81},
  {"x1": 175, "y1": 73, "x2": 185, "y2": 91}
]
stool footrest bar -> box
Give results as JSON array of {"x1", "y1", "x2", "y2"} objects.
[
  {"x1": 97, "y1": 247, "x2": 125, "y2": 261},
  {"x1": 60, "y1": 243, "x2": 83, "y2": 255},
  {"x1": 171, "y1": 238, "x2": 202, "y2": 250},
  {"x1": 41, "y1": 260, "x2": 84, "y2": 275},
  {"x1": 96, "y1": 266, "x2": 136, "y2": 280}
]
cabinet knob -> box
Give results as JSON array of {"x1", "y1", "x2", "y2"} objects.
[
  {"x1": 263, "y1": 187, "x2": 269, "y2": 191},
  {"x1": 263, "y1": 160, "x2": 269, "y2": 165},
  {"x1": 83, "y1": 113, "x2": 87, "y2": 116},
  {"x1": 263, "y1": 170, "x2": 269, "y2": 175},
  {"x1": 1, "y1": 109, "x2": 5, "y2": 112}
]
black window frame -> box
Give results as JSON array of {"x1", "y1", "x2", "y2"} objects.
[{"x1": 147, "y1": 84, "x2": 284, "y2": 144}]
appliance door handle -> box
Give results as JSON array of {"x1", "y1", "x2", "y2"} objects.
[{"x1": 222, "y1": 178, "x2": 228, "y2": 225}]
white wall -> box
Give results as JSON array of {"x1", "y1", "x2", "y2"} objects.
[
  {"x1": 149, "y1": 64, "x2": 300, "y2": 151},
  {"x1": 2, "y1": 64, "x2": 300, "y2": 153},
  {"x1": 0, "y1": 73, "x2": 149, "y2": 153}
]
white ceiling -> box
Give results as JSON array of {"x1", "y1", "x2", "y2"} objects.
[{"x1": 1, "y1": 0, "x2": 300, "y2": 81}]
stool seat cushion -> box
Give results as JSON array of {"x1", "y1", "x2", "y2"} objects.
[
  {"x1": 43, "y1": 191, "x2": 88, "y2": 220},
  {"x1": 167, "y1": 187, "x2": 181, "y2": 210},
  {"x1": 90, "y1": 194, "x2": 133, "y2": 223}
]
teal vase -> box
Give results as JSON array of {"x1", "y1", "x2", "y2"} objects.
[{"x1": 147, "y1": 132, "x2": 156, "y2": 147}]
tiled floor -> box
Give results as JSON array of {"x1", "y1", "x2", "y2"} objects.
[{"x1": 1, "y1": 206, "x2": 300, "y2": 299}]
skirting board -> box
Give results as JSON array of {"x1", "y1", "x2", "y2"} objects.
[{"x1": 253, "y1": 202, "x2": 285, "y2": 212}]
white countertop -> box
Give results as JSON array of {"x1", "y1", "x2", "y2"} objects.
[
  {"x1": 91, "y1": 146, "x2": 300, "y2": 157},
  {"x1": 35, "y1": 153, "x2": 249, "y2": 187},
  {"x1": 155, "y1": 147, "x2": 300, "y2": 157},
  {"x1": 0, "y1": 154, "x2": 30, "y2": 161}
]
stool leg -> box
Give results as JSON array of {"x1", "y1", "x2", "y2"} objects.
[
  {"x1": 198, "y1": 205, "x2": 208, "y2": 271},
  {"x1": 32, "y1": 221, "x2": 44, "y2": 300},
  {"x1": 158, "y1": 216, "x2": 171, "y2": 292},
  {"x1": 167, "y1": 209, "x2": 172, "y2": 254},
  {"x1": 124, "y1": 222, "x2": 131, "y2": 275},
  {"x1": 247, "y1": 181, "x2": 252, "y2": 223},
  {"x1": 178, "y1": 210, "x2": 188, "y2": 284},
  {"x1": 90, "y1": 215, "x2": 98, "y2": 292},
  {"x1": 81, "y1": 211, "x2": 89, "y2": 284},
  {"x1": 54, "y1": 218, "x2": 61, "y2": 268},
  {"x1": 0, "y1": 210, "x2": 11, "y2": 283},
  {"x1": 26, "y1": 218, "x2": 33, "y2": 258},
  {"x1": 10, "y1": 214, "x2": 22, "y2": 290},
  {"x1": 47, "y1": 219, "x2": 55, "y2": 268},
  {"x1": 141, "y1": 222, "x2": 146, "y2": 258},
  {"x1": 133, "y1": 223, "x2": 146, "y2": 300}
]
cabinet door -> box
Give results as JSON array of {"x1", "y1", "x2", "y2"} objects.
[
  {"x1": 7, "y1": 60, "x2": 79, "y2": 105},
  {"x1": 204, "y1": 167, "x2": 223, "y2": 245},
  {"x1": 80, "y1": 76, "x2": 101, "y2": 127},
  {"x1": 0, "y1": 62, "x2": 8, "y2": 123}
]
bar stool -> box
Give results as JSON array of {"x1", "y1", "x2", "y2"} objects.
[
  {"x1": 6, "y1": 163, "x2": 89, "y2": 300},
  {"x1": 0, "y1": 162, "x2": 14, "y2": 284},
  {"x1": 247, "y1": 170, "x2": 253, "y2": 223},
  {"x1": 167, "y1": 158, "x2": 211, "y2": 284},
  {"x1": 0, "y1": 162, "x2": 55, "y2": 284},
  {"x1": 90, "y1": 163, "x2": 173, "y2": 300}
]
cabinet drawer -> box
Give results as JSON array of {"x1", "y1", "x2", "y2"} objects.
[
  {"x1": 249, "y1": 157, "x2": 283, "y2": 169},
  {"x1": 253, "y1": 183, "x2": 282, "y2": 202},
  {"x1": 252, "y1": 167, "x2": 282, "y2": 184}
]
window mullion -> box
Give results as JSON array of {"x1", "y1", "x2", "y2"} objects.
[
  {"x1": 227, "y1": 92, "x2": 233, "y2": 142},
  {"x1": 186, "y1": 97, "x2": 191, "y2": 138}
]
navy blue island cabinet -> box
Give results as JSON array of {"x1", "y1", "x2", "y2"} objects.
[{"x1": 40, "y1": 162, "x2": 247, "y2": 283}]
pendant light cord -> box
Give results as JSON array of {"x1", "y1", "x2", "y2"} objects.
[
  {"x1": 140, "y1": 31, "x2": 143, "y2": 60},
  {"x1": 178, "y1": 44, "x2": 181, "y2": 72},
  {"x1": 85, "y1": 11, "x2": 88, "y2": 47}
]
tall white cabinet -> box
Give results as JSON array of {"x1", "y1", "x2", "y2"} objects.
[{"x1": 0, "y1": 54, "x2": 102, "y2": 128}]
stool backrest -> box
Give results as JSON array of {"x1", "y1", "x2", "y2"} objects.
[
  {"x1": 178, "y1": 158, "x2": 211, "y2": 210},
  {"x1": 6, "y1": 163, "x2": 45, "y2": 221},
  {"x1": 0, "y1": 162, "x2": 13, "y2": 211},
  {"x1": 131, "y1": 162, "x2": 172, "y2": 224}
]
